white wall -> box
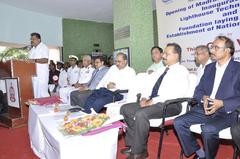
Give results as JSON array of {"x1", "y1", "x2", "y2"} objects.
[{"x1": 0, "y1": 2, "x2": 63, "y2": 46}]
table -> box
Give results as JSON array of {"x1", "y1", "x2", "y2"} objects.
[
  {"x1": 29, "y1": 104, "x2": 75, "y2": 158},
  {"x1": 28, "y1": 104, "x2": 119, "y2": 159}
]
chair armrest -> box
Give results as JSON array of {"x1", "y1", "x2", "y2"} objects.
[
  {"x1": 164, "y1": 97, "x2": 193, "y2": 105},
  {"x1": 114, "y1": 89, "x2": 129, "y2": 94},
  {"x1": 164, "y1": 97, "x2": 194, "y2": 113},
  {"x1": 158, "y1": 98, "x2": 194, "y2": 126},
  {"x1": 112, "y1": 89, "x2": 129, "y2": 102}
]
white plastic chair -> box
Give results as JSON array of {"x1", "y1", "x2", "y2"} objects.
[
  {"x1": 59, "y1": 87, "x2": 78, "y2": 104},
  {"x1": 149, "y1": 73, "x2": 197, "y2": 159},
  {"x1": 149, "y1": 73, "x2": 197, "y2": 125},
  {"x1": 189, "y1": 112, "x2": 240, "y2": 159},
  {"x1": 106, "y1": 72, "x2": 198, "y2": 159},
  {"x1": 105, "y1": 73, "x2": 153, "y2": 119},
  {"x1": 190, "y1": 124, "x2": 232, "y2": 139}
]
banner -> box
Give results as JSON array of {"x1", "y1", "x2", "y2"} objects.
[{"x1": 156, "y1": 0, "x2": 240, "y2": 72}]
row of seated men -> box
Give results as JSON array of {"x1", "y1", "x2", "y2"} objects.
[
  {"x1": 48, "y1": 55, "x2": 114, "y2": 93},
  {"x1": 53, "y1": 35, "x2": 239, "y2": 159},
  {"x1": 119, "y1": 36, "x2": 240, "y2": 159},
  {"x1": 52, "y1": 47, "x2": 164, "y2": 110}
]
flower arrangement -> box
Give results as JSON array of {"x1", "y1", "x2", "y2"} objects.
[{"x1": 60, "y1": 113, "x2": 110, "y2": 136}]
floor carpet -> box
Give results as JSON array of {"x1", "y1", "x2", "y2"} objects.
[{"x1": 0, "y1": 125, "x2": 238, "y2": 159}]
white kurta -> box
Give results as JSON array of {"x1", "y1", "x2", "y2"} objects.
[
  {"x1": 29, "y1": 42, "x2": 49, "y2": 98},
  {"x1": 78, "y1": 65, "x2": 95, "y2": 84}
]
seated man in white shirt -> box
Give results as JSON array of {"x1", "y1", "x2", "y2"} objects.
[
  {"x1": 120, "y1": 43, "x2": 189, "y2": 159},
  {"x1": 194, "y1": 45, "x2": 212, "y2": 85},
  {"x1": 74, "y1": 55, "x2": 95, "y2": 88},
  {"x1": 67, "y1": 55, "x2": 80, "y2": 86},
  {"x1": 59, "y1": 55, "x2": 80, "y2": 103},
  {"x1": 83, "y1": 53, "x2": 136, "y2": 114},
  {"x1": 146, "y1": 46, "x2": 164, "y2": 74}
]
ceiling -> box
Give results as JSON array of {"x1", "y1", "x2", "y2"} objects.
[{"x1": 0, "y1": 0, "x2": 156, "y2": 23}]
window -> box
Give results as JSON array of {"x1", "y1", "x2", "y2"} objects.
[{"x1": 0, "y1": 42, "x2": 61, "y2": 63}]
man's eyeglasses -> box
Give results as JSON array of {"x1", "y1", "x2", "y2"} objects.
[{"x1": 208, "y1": 45, "x2": 226, "y2": 51}]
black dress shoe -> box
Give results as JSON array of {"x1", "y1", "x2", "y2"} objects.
[
  {"x1": 193, "y1": 154, "x2": 206, "y2": 159},
  {"x1": 126, "y1": 151, "x2": 149, "y2": 159},
  {"x1": 121, "y1": 147, "x2": 132, "y2": 154}
]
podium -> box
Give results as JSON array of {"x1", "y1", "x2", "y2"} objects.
[{"x1": 0, "y1": 60, "x2": 36, "y2": 127}]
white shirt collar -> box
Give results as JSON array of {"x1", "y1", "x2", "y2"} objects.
[
  {"x1": 200, "y1": 59, "x2": 212, "y2": 69},
  {"x1": 153, "y1": 60, "x2": 163, "y2": 65},
  {"x1": 206, "y1": 59, "x2": 212, "y2": 65},
  {"x1": 71, "y1": 65, "x2": 77, "y2": 69},
  {"x1": 85, "y1": 65, "x2": 92, "y2": 69},
  {"x1": 34, "y1": 42, "x2": 42, "y2": 49},
  {"x1": 167, "y1": 62, "x2": 180, "y2": 69},
  {"x1": 98, "y1": 66, "x2": 105, "y2": 70},
  {"x1": 117, "y1": 65, "x2": 129, "y2": 71},
  {"x1": 88, "y1": 65, "x2": 93, "y2": 69},
  {"x1": 215, "y1": 57, "x2": 231, "y2": 70}
]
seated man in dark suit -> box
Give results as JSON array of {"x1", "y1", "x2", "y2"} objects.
[
  {"x1": 120, "y1": 43, "x2": 190, "y2": 159},
  {"x1": 231, "y1": 122, "x2": 240, "y2": 150},
  {"x1": 70, "y1": 56, "x2": 109, "y2": 107},
  {"x1": 174, "y1": 36, "x2": 240, "y2": 159}
]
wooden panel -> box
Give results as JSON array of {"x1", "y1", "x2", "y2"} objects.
[
  {"x1": 0, "y1": 61, "x2": 11, "y2": 77},
  {"x1": 0, "y1": 60, "x2": 36, "y2": 127}
]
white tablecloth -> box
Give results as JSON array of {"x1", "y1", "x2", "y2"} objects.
[{"x1": 28, "y1": 105, "x2": 119, "y2": 159}]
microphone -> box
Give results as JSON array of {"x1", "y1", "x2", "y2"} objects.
[{"x1": 19, "y1": 45, "x2": 32, "y2": 51}]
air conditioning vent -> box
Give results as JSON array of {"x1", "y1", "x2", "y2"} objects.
[{"x1": 114, "y1": 25, "x2": 130, "y2": 40}]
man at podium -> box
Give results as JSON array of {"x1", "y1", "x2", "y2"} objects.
[{"x1": 28, "y1": 32, "x2": 49, "y2": 98}]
